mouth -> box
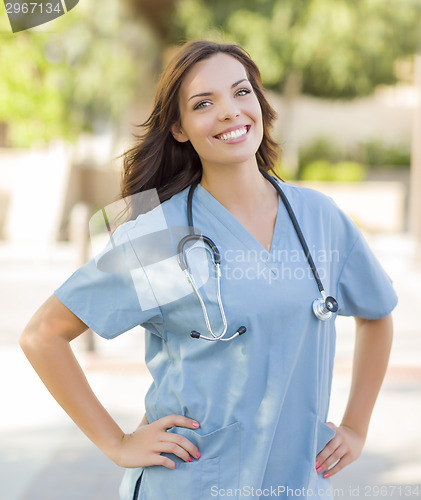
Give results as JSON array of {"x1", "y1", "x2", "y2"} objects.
[{"x1": 214, "y1": 125, "x2": 250, "y2": 141}]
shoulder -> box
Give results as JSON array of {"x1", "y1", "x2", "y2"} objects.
[
  {"x1": 161, "y1": 186, "x2": 190, "y2": 216},
  {"x1": 94, "y1": 187, "x2": 191, "y2": 272},
  {"x1": 110, "y1": 186, "x2": 190, "y2": 243},
  {"x1": 274, "y1": 180, "x2": 340, "y2": 216},
  {"x1": 275, "y1": 180, "x2": 361, "y2": 247}
]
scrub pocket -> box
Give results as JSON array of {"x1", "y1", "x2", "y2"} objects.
[
  {"x1": 315, "y1": 417, "x2": 336, "y2": 456},
  {"x1": 306, "y1": 418, "x2": 337, "y2": 495},
  {"x1": 134, "y1": 421, "x2": 241, "y2": 500}
]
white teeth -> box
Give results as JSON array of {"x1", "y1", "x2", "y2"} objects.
[{"x1": 217, "y1": 126, "x2": 247, "y2": 141}]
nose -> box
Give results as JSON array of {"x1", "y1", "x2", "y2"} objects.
[{"x1": 217, "y1": 98, "x2": 240, "y2": 121}]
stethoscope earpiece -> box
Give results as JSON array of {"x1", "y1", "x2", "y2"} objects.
[{"x1": 190, "y1": 326, "x2": 247, "y2": 341}]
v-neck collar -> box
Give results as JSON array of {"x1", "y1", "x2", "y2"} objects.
[{"x1": 195, "y1": 181, "x2": 287, "y2": 267}]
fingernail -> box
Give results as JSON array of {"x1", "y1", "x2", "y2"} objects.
[
  {"x1": 192, "y1": 421, "x2": 199, "y2": 428},
  {"x1": 174, "y1": 465, "x2": 177, "y2": 469},
  {"x1": 315, "y1": 460, "x2": 319, "y2": 468},
  {"x1": 196, "y1": 451, "x2": 201, "y2": 458},
  {"x1": 316, "y1": 466, "x2": 322, "y2": 474},
  {"x1": 323, "y1": 472, "x2": 329, "y2": 479},
  {"x1": 188, "y1": 457, "x2": 192, "y2": 462}
]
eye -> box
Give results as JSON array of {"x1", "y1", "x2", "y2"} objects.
[
  {"x1": 193, "y1": 100, "x2": 211, "y2": 111},
  {"x1": 236, "y1": 88, "x2": 252, "y2": 97}
]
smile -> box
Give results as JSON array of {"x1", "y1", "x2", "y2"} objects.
[{"x1": 214, "y1": 125, "x2": 250, "y2": 141}]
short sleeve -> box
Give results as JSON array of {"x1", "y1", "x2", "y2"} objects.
[
  {"x1": 336, "y1": 232, "x2": 398, "y2": 319},
  {"x1": 54, "y1": 225, "x2": 163, "y2": 339}
]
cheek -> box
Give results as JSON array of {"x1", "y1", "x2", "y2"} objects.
[
  {"x1": 252, "y1": 107, "x2": 264, "y2": 148},
  {"x1": 250, "y1": 103, "x2": 264, "y2": 136},
  {"x1": 251, "y1": 101, "x2": 263, "y2": 125},
  {"x1": 179, "y1": 107, "x2": 212, "y2": 143},
  {"x1": 188, "y1": 117, "x2": 217, "y2": 145}
]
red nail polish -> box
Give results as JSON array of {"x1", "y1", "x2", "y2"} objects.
[
  {"x1": 315, "y1": 460, "x2": 319, "y2": 468},
  {"x1": 316, "y1": 466, "x2": 322, "y2": 474},
  {"x1": 188, "y1": 457, "x2": 192, "y2": 462},
  {"x1": 192, "y1": 421, "x2": 199, "y2": 428},
  {"x1": 323, "y1": 473, "x2": 329, "y2": 479},
  {"x1": 196, "y1": 451, "x2": 201, "y2": 458}
]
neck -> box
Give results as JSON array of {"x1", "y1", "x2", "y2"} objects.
[{"x1": 200, "y1": 164, "x2": 274, "y2": 214}]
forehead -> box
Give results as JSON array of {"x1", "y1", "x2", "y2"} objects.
[{"x1": 179, "y1": 53, "x2": 249, "y2": 100}]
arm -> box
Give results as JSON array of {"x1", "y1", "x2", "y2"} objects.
[
  {"x1": 316, "y1": 313, "x2": 393, "y2": 478},
  {"x1": 139, "y1": 413, "x2": 149, "y2": 427},
  {"x1": 341, "y1": 314, "x2": 393, "y2": 437},
  {"x1": 20, "y1": 294, "x2": 200, "y2": 469}
]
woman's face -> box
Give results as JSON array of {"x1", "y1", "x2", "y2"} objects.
[{"x1": 171, "y1": 53, "x2": 264, "y2": 172}]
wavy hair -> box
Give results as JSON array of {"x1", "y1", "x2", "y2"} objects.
[{"x1": 119, "y1": 40, "x2": 281, "y2": 215}]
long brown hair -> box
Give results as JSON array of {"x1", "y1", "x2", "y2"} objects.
[{"x1": 119, "y1": 40, "x2": 281, "y2": 214}]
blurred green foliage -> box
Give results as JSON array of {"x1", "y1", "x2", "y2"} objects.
[
  {"x1": 300, "y1": 160, "x2": 367, "y2": 182},
  {"x1": 299, "y1": 137, "x2": 345, "y2": 169},
  {"x1": 297, "y1": 135, "x2": 411, "y2": 176},
  {"x1": 271, "y1": 162, "x2": 293, "y2": 181},
  {"x1": 2, "y1": 0, "x2": 420, "y2": 148},
  {"x1": 174, "y1": 0, "x2": 421, "y2": 98},
  {"x1": 361, "y1": 139, "x2": 411, "y2": 168},
  {"x1": 0, "y1": 1, "x2": 158, "y2": 147}
]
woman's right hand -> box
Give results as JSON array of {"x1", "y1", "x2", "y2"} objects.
[{"x1": 113, "y1": 415, "x2": 201, "y2": 470}]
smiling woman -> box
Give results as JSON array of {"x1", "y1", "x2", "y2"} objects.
[
  {"x1": 119, "y1": 40, "x2": 279, "y2": 213},
  {"x1": 170, "y1": 52, "x2": 265, "y2": 195},
  {"x1": 20, "y1": 40, "x2": 397, "y2": 500}
]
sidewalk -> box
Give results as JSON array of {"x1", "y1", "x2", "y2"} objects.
[
  {"x1": 0, "y1": 242, "x2": 151, "y2": 500},
  {"x1": 0, "y1": 233, "x2": 420, "y2": 499}
]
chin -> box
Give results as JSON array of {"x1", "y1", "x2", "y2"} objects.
[{"x1": 225, "y1": 150, "x2": 260, "y2": 164}]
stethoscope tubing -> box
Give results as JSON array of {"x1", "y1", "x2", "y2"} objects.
[
  {"x1": 178, "y1": 170, "x2": 338, "y2": 341},
  {"x1": 259, "y1": 169, "x2": 324, "y2": 295}
]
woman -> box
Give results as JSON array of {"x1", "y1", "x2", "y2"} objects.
[{"x1": 20, "y1": 40, "x2": 397, "y2": 499}]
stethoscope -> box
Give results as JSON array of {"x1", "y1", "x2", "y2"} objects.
[{"x1": 177, "y1": 169, "x2": 338, "y2": 341}]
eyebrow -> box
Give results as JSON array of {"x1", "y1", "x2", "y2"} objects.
[{"x1": 187, "y1": 78, "x2": 249, "y2": 102}]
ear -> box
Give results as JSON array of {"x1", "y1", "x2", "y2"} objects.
[{"x1": 171, "y1": 122, "x2": 189, "y2": 143}]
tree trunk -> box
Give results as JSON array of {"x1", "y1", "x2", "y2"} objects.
[
  {"x1": 123, "y1": 0, "x2": 176, "y2": 44},
  {"x1": 409, "y1": 50, "x2": 421, "y2": 255},
  {"x1": 0, "y1": 122, "x2": 9, "y2": 147},
  {"x1": 280, "y1": 71, "x2": 303, "y2": 176}
]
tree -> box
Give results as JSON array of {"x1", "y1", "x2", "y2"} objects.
[
  {"x1": 0, "y1": 1, "x2": 158, "y2": 147},
  {"x1": 123, "y1": 0, "x2": 176, "y2": 47},
  {"x1": 174, "y1": 0, "x2": 421, "y2": 168},
  {"x1": 175, "y1": 0, "x2": 420, "y2": 98}
]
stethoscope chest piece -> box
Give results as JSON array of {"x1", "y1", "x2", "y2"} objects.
[{"x1": 312, "y1": 293, "x2": 339, "y2": 321}]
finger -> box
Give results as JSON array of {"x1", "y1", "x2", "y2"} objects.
[
  {"x1": 321, "y1": 453, "x2": 352, "y2": 479},
  {"x1": 158, "y1": 442, "x2": 192, "y2": 463},
  {"x1": 137, "y1": 451, "x2": 177, "y2": 470},
  {"x1": 316, "y1": 435, "x2": 342, "y2": 468},
  {"x1": 155, "y1": 454, "x2": 177, "y2": 470},
  {"x1": 157, "y1": 414, "x2": 200, "y2": 431},
  {"x1": 317, "y1": 443, "x2": 347, "y2": 474},
  {"x1": 163, "y1": 432, "x2": 200, "y2": 460}
]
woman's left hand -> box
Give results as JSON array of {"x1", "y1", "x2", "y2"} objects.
[{"x1": 315, "y1": 423, "x2": 366, "y2": 478}]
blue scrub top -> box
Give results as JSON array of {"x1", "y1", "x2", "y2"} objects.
[{"x1": 55, "y1": 179, "x2": 397, "y2": 500}]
